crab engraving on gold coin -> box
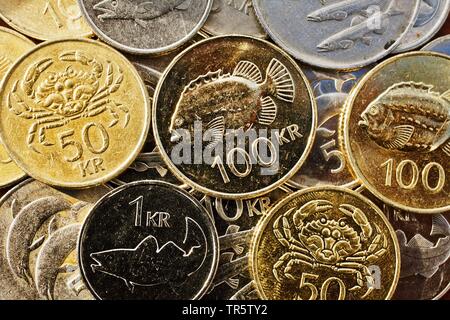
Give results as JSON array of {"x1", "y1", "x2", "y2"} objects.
[
  {"x1": 342, "y1": 52, "x2": 450, "y2": 213},
  {"x1": 251, "y1": 187, "x2": 400, "y2": 300},
  {"x1": 0, "y1": 39, "x2": 150, "y2": 188}
]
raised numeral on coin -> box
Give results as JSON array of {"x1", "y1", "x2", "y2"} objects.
[{"x1": 298, "y1": 273, "x2": 346, "y2": 300}]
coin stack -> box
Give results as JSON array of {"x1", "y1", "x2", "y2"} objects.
[{"x1": 0, "y1": 0, "x2": 448, "y2": 301}]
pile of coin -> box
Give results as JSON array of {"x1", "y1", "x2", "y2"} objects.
[{"x1": 0, "y1": 0, "x2": 448, "y2": 301}]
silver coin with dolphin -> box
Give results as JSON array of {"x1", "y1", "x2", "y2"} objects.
[
  {"x1": 79, "y1": 180, "x2": 219, "y2": 300},
  {"x1": 78, "y1": 0, "x2": 213, "y2": 54},
  {"x1": 253, "y1": 0, "x2": 420, "y2": 69},
  {"x1": 0, "y1": 179, "x2": 109, "y2": 300}
]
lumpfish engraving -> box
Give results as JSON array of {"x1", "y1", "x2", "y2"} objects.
[
  {"x1": 359, "y1": 82, "x2": 450, "y2": 156},
  {"x1": 169, "y1": 59, "x2": 295, "y2": 149}
]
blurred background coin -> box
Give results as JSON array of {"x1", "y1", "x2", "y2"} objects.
[
  {"x1": 78, "y1": 0, "x2": 212, "y2": 55},
  {"x1": 0, "y1": 0, "x2": 92, "y2": 40},
  {"x1": 422, "y1": 34, "x2": 450, "y2": 55},
  {"x1": 79, "y1": 180, "x2": 219, "y2": 300},
  {"x1": 0, "y1": 38, "x2": 150, "y2": 188},
  {"x1": 253, "y1": 0, "x2": 420, "y2": 69}
]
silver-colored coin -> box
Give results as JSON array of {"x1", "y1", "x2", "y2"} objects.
[
  {"x1": 202, "y1": 0, "x2": 266, "y2": 38},
  {"x1": 78, "y1": 0, "x2": 213, "y2": 54},
  {"x1": 393, "y1": 0, "x2": 450, "y2": 53},
  {"x1": 422, "y1": 34, "x2": 450, "y2": 55},
  {"x1": 0, "y1": 179, "x2": 109, "y2": 300},
  {"x1": 287, "y1": 66, "x2": 370, "y2": 190},
  {"x1": 253, "y1": 0, "x2": 420, "y2": 69}
]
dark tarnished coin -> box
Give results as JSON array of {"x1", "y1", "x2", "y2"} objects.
[
  {"x1": 251, "y1": 186, "x2": 400, "y2": 300},
  {"x1": 287, "y1": 66, "x2": 370, "y2": 190},
  {"x1": 342, "y1": 52, "x2": 450, "y2": 214},
  {"x1": 360, "y1": 187, "x2": 450, "y2": 300},
  {"x1": 393, "y1": 0, "x2": 450, "y2": 53},
  {"x1": 253, "y1": 0, "x2": 420, "y2": 69},
  {"x1": 422, "y1": 34, "x2": 450, "y2": 56},
  {"x1": 78, "y1": 0, "x2": 212, "y2": 54},
  {"x1": 202, "y1": 0, "x2": 266, "y2": 38},
  {"x1": 153, "y1": 35, "x2": 316, "y2": 199},
  {"x1": 0, "y1": 179, "x2": 109, "y2": 300},
  {"x1": 79, "y1": 180, "x2": 219, "y2": 300}
]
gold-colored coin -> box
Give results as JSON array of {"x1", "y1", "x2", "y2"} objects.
[
  {"x1": 0, "y1": 0, "x2": 92, "y2": 40},
  {"x1": 342, "y1": 52, "x2": 450, "y2": 214},
  {"x1": 0, "y1": 27, "x2": 34, "y2": 188},
  {"x1": 251, "y1": 186, "x2": 400, "y2": 300},
  {"x1": 0, "y1": 38, "x2": 150, "y2": 188}
]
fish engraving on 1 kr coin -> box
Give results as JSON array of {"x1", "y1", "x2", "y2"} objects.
[
  {"x1": 0, "y1": 39, "x2": 150, "y2": 188},
  {"x1": 154, "y1": 36, "x2": 316, "y2": 199},
  {"x1": 343, "y1": 52, "x2": 450, "y2": 213},
  {"x1": 0, "y1": 0, "x2": 92, "y2": 40},
  {"x1": 78, "y1": 0, "x2": 212, "y2": 54},
  {"x1": 0, "y1": 27, "x2": 35, "y2": 188},
  {"x1": 251, "y1": 187, "x2": 400, "y2": 300},
  {"x1": 0, "y1": 179, "x2": 109, "y2": 300},
  {"x1": 79, "y1": 181, "x2": 218, "y2": 299},
  {"x1": 253, "y1": 0, "x2": 420, "y2": 69}
]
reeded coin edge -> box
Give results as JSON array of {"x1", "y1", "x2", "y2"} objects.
[
  {"x1": 0, "y1": 37, "x2": 151, "y2": 189},
  {"x1": 342, "y1": 51, "x2": 450, "y2": 214},
  {"x1": 77, "y1": 0, "x2": 213, "y2": 55},
  {"x1": 78, "y1": 179, "x2": 219, "y2": 300},
  {"x1": 249, "y1": 185, "x2": 401, "y2": 300},
  {"x1": 0, "y1": 9, "x2": 93, "y2": 41},
  {"x1": 252, "y1": 0, "x2": 421, "y2": 70},
  {"x1": 153, "y1": 34, "x2": 318, "y2": 200},
  {"x1": 393, "y1": 0, "x2": 450, "y2": 53}
]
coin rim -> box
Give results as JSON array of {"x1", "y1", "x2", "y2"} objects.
[
  {"x1": 0, "y1": 37, "x2": 151, "y2": 189},
  {"x1": 0, "y1": 4, "x2": 93, "y2": 41},
  {"x1": 342, "y1": 51, "x2": 450, "y2": 214},
  {"x1": 422, "y1": 34, "x2": 450, "y2": 52},
  {"x1": 78, "y1": 179, "x2": 219, "y2": 300},
  {"x1": 250, "y1": 185, "x2": 401, "y2": 300},
  {"x1": 252, "y1": 0, "x2": 421, "y2": 70},
  {"x1": 393, "y1": 0, "x2": 450, "y2": 53},
  {"x1": 77, "y1": 0, "x2": 213, "y2": 55},
  {"x1": 153, "y1": 34, "x2": 318, "y2": 200}
]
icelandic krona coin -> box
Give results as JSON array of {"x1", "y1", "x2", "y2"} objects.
[
  {"x1": 0, "y1": 38, "x2": 150, "y2": 188},
  {"x1": 153, "y1": 35, "x2": 317, "y2": 199},
  {"x1": 202, "y1": 0, "x2": 266, "y2": 38},
  {"x1": 0, "y1": 0, "x2": 92, "y2": 40},
  {"x1": 0, "y1": 27, "x2": 34, "y2": 188},
  {"x1": 0, "y1": 179, "x2": 109, "y2": 300},
  {"x1": 78, "y1": 0, "x2": 213, "y2": 54},
  {"x1": 359, "y1": 187, "x2": 450, "y2": 300},
  {"x1": 342, "y1": 52, "x2": 450, "y2": 213},
  {"x1": 393, "y1": 0, "x2": 450, "y2": 53},
  {"x1": 251, "y1": 186, "x2": 400, "y2": 300},
  {"x1": 79, "y1": 181, "x2": 219, "y2": 300},
  {"x1": 252, "y1": 0, "x2": 420, "y2": 69},
  {"x1": 422, "y1": 35, "x2": 450, "y2": 56}
]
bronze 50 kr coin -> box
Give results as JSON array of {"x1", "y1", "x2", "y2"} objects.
[
  {"x1": 0, "y1": 27, "x2": 34, "y2": 188},
  {"x1": 0, "y1": 0, "x2": 92, "y2": 40},
  {"x1": 253, "y1": 0, "x2": 420, "y2": 70},
  {"x1": 342, "y1": 52, "x2": 450, "y2": 213},
  {"x1": 79, "y1": 180, "x2": 219, "y2": 300},
  {"x1": 0, "y1": 38, "x2": 150, "y2": 189},
  {"x1": 251, "y1": 186, "x2": 400, "y2": 300},
  {"x1": 153, "y1": 35, "x2": 317, "y2": 200},
  {"x1": 78, "y1": 0, "x2": 212, "y2": 55}
]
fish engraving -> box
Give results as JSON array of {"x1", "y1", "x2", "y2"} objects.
[
  {"x1": 307, "y1": 0, "x2": 388, "y2": 22},
  {"x1": 35, "y1": 224, "x2": 81, "y2": 300},
  {"x1": 397, "y1": 214, "x2": 450, "y2": 278},
  {"x1": 314, "y1": 0, "x2": 404, "y2": 52},
  {"x1": 169, "y1": 59, "x2": 295, "y2": 149},
  {"x1": 94, "y1": 0, "x2": 192, "y2": 27},
  {"x1": 90, "y1": 217, "x2": 207, "y2": 292},
  {"x1": 6, "y1": 197, "x2": 72, "y2": 284},
  {"x1": 359, "y1": 82, "x2": 450, "y2": 156}
]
